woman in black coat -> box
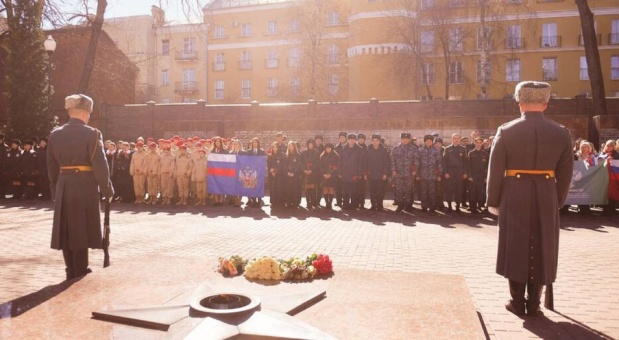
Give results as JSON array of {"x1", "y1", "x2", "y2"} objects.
[
  {"x1": 319, "y1": 143, "x2": 339, "y2": 209},
  {"x1": 300, "y1": 139, "x2": 320, "y2": 209},
  {"x1": 268, "y1": 142, "x2": 286, "y2": 208},
  {"x1": 284, "y1": 141, "x2": 303, "y2": 208}
]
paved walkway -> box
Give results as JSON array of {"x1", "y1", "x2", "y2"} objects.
[{"x1": 0, "y1": 199, "x2": 617, "y2": 339}]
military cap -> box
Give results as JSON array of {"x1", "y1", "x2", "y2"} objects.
[
  {"x1": 514, "y1": 81, "x2": 551, "y2": 104},
  {"x1": 136, "y1": 141, "x2": 144, "y2": 147},
  {"x1": 158, "y1": 139, "x2": 165, "y2": 143},
  {"x1": 358, "y1": 133, "x2": 366, "y2": 139},
  {"x1": 307, "y1": 139, "x2": 315, "y2": 146},
  {"x1": 339, "y1": 132, "x2": 348, "y2": 137},
  {"x1": 24, "y1": 140, "x2": 34, "y2": 146},
  {"x1": 179, "y1": 145, "x2": 188, "y2": 150},
  {"x1": 461, "y1": 137, "x2": 469, "y2": 141},
  {"x1": 423, "y1": 135, "x2": 433, "y2": 142},
  {"x1": 64, "y1": 94, "x2": 93, "y2": 113},
  {"x1": 431, "y1": 132, "x2": 439, "y2": 137},
  {"x1": 176, "y1": 141, "x2": 183, "y2": 147},
  {"x1": 11, "y1": 139, "x2": 21, "y2": 146},
  {"x1": 371, "y1": 134, "x2": 381, "y2": 140},
  {"x1": 347, "y1": 133, "x2": 357, "y2": 140},
  {"x1": 192, "y1": 136, "x2": 199, "y2": 140},
  {"x1": 314, "y1": 134, "x2": 324, "y2": 141},
  {"x1": 129, "y1": 142, "x2": 136, "y2": 146},
  {"x1": 474, "y1": 137, "x2": 484, "y2": 142},
  {"x1": 325, "y1": 142, "x2": 334, "y2": 149},
  {"x1": 434, "y1": 137, "x2": 443, "y2": 144},
  {"x1": 401, "y1": 132, "x2": 411, "y2": 139},
  {"x1": 195, "y1": 142, "x2": 202, "y2": 147},
  {"x1": 173, "y1": 135, "x2": 180, "y2": 139},
  {"x1": 149, "y1": 142, "x2": 157, "y2": 148}
]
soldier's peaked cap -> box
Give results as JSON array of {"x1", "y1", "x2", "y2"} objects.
[
  {"x1": 424, "y1": 135, "x2": 433, "y2": 142},
  {"x1": 64, "y1": 94, "x2": 93, "y2": 113},
  {"x1": 339, "y1": 132, "x2": 348, "y2": 137},
  {"x1": 401, "y1": 132, "x2": 411, "y2": 139},
  {"x1": 358, "y1": 133, "x2": 366, "y2": 139},
  {"x1": 514, "y1": 81, "x2": 551, "y2": 104},
  {"x1": 371, "y1": 134, "x2": 381, "y2": 140},
  {"x1": 347, "y1": 133, "x2": 357, "y2": 139}
]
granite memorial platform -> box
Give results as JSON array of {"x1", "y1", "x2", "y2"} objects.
[{"x1": 0, "y1": 256, "x2": 485, "y2": 339}]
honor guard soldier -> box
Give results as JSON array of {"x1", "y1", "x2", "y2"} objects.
[
  {"x1": 390, "y1": 132, "x2": 419, "y2": 212},
  {"x1": 466, "y1": 137, "x2": 489, "y2": 214},
  {"x1": 20, "y1": 140, "x2": 38, "y2": 199},
  {"x1": 443, "y1": 133, "x2": 468, "y2": 212},
  {"x1": 365, "y1": 134, "x2": 390, "y2": 211},
  {"x1": 175, "y1": 144, "x2": 193, "y2": 205},
  {"x1": 48, "y1": 94, "x2": 114, "y2": 280},
  {"x1": 130, "y1": 141, "x2": 147, "y2": 203},
  {"x1": 487, "y1": 81, "x2": 573, "y2": 317},
  {"x1": 7, "y1": 139, "x2": 23, "y2": 199},
  {"x1": 417, "y1": 135, "x2": 443, "y2": 212}
]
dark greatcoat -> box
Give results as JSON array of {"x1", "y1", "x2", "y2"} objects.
[
  {"x1": 487, "y1": 112, "x2": 573, "y2": 284},
  {"x1": 267, "y1": 152, "x2": 286, "y2": 206},
  {"x1": 48, "y1": 118, "x2": 114, "y2": 250},
  {"x1": 300, "y1": 149, "x2": 320, "y2": 186},
  {"x1": 319, "y1": 151, "x2": 339, "y2": 188}
]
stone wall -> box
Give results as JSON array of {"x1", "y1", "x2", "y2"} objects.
[{"x1": 98, "y1": 97, "x2": 619, "y2": 146}]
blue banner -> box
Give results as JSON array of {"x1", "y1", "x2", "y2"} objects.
[{"x1": 207, "y1": 154, "x2": 266, "y2": 197}]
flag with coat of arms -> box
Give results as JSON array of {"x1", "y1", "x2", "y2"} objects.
[{"x1": 207, "y1": 154, "x2": 266, "y2": 197}]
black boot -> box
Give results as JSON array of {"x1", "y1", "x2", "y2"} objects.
[
  {"x1": 326, "y1": 195, "x2": 333, "y2": 210},
  {"x1": 505, "y1": 280, "x2": 526, "y2": 316},
  {"x1": 447, "y1": 202, "x2": 452, "y2": 212},
  {"x1": 526, "y1": 283, "x2": 544, "y2": 317}
]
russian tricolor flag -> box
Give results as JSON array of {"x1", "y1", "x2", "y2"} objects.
[
  {"x1": 609, "y1": 159, "x2": 619, "y2": 201},
  {"x1": 207, "y1": 154, "x2": 237, "y2": 195}
]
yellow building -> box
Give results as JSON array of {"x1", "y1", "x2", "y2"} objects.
[{"x1": 106, "y1": 1, "x2": 619, "y2": 103}]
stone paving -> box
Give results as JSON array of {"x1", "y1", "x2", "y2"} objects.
[{"x1": 0, "y1": 198, "x2": 618, "y2": 339}]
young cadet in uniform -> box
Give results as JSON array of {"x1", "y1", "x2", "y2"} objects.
[
  {"x1": 301, "y1": 139, "x2": 320, "y2": 209},
  {"x1": 193, "y1": 149, "x2": 208, "y2": 206},
  {"x1": 390, "y1": 132, "x2": 418, "y2": 212},
  {"x1": 433, "y1": 137, "x2": 445, "y2": 210},
  {"x1": 334, "y1": 132, "x2": 347, "y2": 206},
  {"x1": 443, "y1": 133, "x2": 468, "y2": 212},
  {"x1": 417, "y1": 135, "x2": 443, "y2": 212},
  {"x1": 460, "y1": 136, "x2": 472, "y2": 208},
  {"x1": 319, "y1": 143, "x2": 339, "y2": 209},
  {"x1": 175, "y1": 145, "x2": 193, "y2": 206},
  {"x1": 365, "y1": 134, "x2": 390, "y2": 211},
  {"x1": 466, "y1": 137, "x2": 489, "y2": 214},
  {"x1": 158, "y1": 145, "x2": 176, "y2": 205},
  {"x1": 130, "y1": 141, "x2": 147, "y2": 203},
  {"x1": 487, "y1": 81, "x2": 573, "y2": 317},
  {"x1": 339, "y1": 133, "x2": 365, "y2": 210},
  {"x1": 20, "y1": 140, "x2": 38, "y2": 199},
  {"x1": 6, "y1": 139, "x2": 23, "y2": 199},
  {"x1": 356, "y1": 133, "x2": 368, "y2": 209},
  {"x1": 144, "y1": 142, "x2": 160, "y2": 204}
]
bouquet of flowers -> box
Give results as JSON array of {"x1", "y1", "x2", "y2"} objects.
[
  {"x1": 280, "y1": 257, "x2": 317, "y2": 280},
  {"x1": 244, "y1": 256, "x2": 282, "y2": 280},
  {"x1": 217, "y1": 255, "x2": 246, "y2": 277},
  {"x1": 308, "y1": 254, "x2": 333, "y2": 276}
]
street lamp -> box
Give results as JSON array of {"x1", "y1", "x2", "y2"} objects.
[{"x1": 44, "y1": 35, "x2": 57, "y2": 126}]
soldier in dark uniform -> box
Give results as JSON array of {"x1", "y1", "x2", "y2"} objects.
[
  {"x1": 417, "y1": 135, "x2": 443, "y2": 212},
  {"x1": 460, "y1": 136, "x2": 472, "y2": 208},
  {"x1": 487, "y1": 81, "x2": 573, "y2": 317},
  {"x1": 356, "y1": 133, "x2": 368, "y2": 209},
  {"x1": 334, "y1": 132, "x2": 347, "y2": 206},
  {"x1": 365, "y1": 134, "x2": 390, "y2": 211},
  {"x1": 0, "y1": 133, "x2": 8, "y2": 199},
  {"x1": 20, "y1": 140, "x2": 39, "y2": 199},
  {"x1": 433, "y1": 138, "x2": 445, "y2": 210},
  {"x1": 466, "y1": 137, "x2": 489, "y2": 214},
  {"x1": 390, "y1": 133, "x2": 418, "y2": 212},
  {"x1": 48, "y1": 94, "x2": 114, "y2": 280},
  {"x1": 339, "y1": 133, "x2": 364, "y2": 210},
  {"x1": 37, "y1": 138, "x2": 52, "y2": 200},
  {"x1": 443, "y1": 133, "x2": 468, "y2": 212},
  {"x1": 7, "y1": 139, "x2": 23, "y2": 199}
]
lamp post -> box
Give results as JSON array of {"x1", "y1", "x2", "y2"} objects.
[{"x1": 44, "y1": 35, "x2": 57, "y2": 126}]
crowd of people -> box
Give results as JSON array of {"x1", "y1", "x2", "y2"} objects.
[{"x1": 2, "y1": 130, "x2": 617, "y2": 216}]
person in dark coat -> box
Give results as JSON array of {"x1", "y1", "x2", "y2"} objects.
[
  {"x1": 6, "y1": 139, "x2": 23, "y2": 199},
  {"x1": 487, "y1": 81, "x2": 573, "y2": 317},
  {"x1": 36, "y1": 138, "x2": 51, "y2": 200},
  {"x1": 365, "y1": 134, "x2": 390, "y2": 211},
  {"x1": 356, "y1": 134, "x2": 368, "y2": 209},
  {"x1": 334, "y1": 132, "x2": 347, "y2": 206},
  {"x1": 301, "y1": 139, "x2": 320, "y2": 209},
  {"x1": 48, "y1": 94, "x2": 114, "y2": 280},
  {"x1": 319, "y1": 143, "x2": 339, "y2": 209},
  {"x1": 284, "y1": 141, "x2": 303, "y2": 208},
  {"x1": 339, "y1": 133, "x2": 364, "y2": 210},
  {"x1": 443, "y1": 133, "x2": 468, "y2": 212},
  {"x1": 466, "y1": 137, "x2": 489, "y2": 214},
  {"x1": 20, "y1": 140, "x2": 39, "y2": 199},
  {"x1": 268, "y1": 142, "x2": 286, "y2": 209},
  {"x1": 0, "y1": 133, "x2": 8, "y2": 199},
  {"x1": 246, "y1": 137, "x2": 267, "y2": 208},
  {"x1": 114, "y1": 142, "x2": 135, "y2": 203}
]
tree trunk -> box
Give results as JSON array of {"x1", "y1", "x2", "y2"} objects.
[
  {"x1": 77, "y1": 0, "x2": 108, "y2": 93},
  {"x1": 575, "y1": 0, "x2": 606, "y2": 147}
]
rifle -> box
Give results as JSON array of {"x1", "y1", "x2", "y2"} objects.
[
  {"x1": 102, "y1": 200, "x2": 111, "y2": 268},
  {"x1": 544, "y1": 283, "x2": 554, "y2": 310}
]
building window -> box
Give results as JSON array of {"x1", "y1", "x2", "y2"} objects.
[
  {"x1": 267, "y1": 21, "x2": 278, "y2": 35},
  {"x1": 449, "y1": 27, "x2": 463, "y2": 52},
  {"x1": 161, "y1": 39, "x2": 169, "y2": 55},
  {"x1": 612, "y1": 56, "x2": 619, "y2": 80},
  {"x1": 213, "y1": 53, "x2": 225, "y2": 71},
  {"x1": 266, "y1": 49, "x2": 279, "y2": 68},
  {"x1": 421, "y1": 63, "x2": 435, "y2": 85},
  {"x1": 506, "y1": 59, "x2": 520, "y2": 82},
  {"x1": 215, "y1": 80, "x2": 224, "y2": 99},
  {"x1": 328, "y1": 74, "x2": 339, "y2": 95},
  {"x1": 215, "y1": 26, "x2": 226, "y2": 39},
  {"x1": 476, "y1": 60, "x2": 491, "y2": 84},
  {"x1": 477, "y1": 26, "x2": 492, "y2": 50},
  {"x1": 267, "y1": 78, "x2": 279, "y2": 97},
  {"x1": 542, "y1": 57, "x2": 558, "y2": 81},
  {"x1": 327, "y1": 12, "x2": 340, "y2": 26},
  {"x1": 580, "y1": 56, "x2": 589, "y2": 80},
  {"x1": 183, "y1": 68, "x2": 195, "y2": 83},
  {"x1": 241, "y1": 79, "x2": 252, "y2": 99},
  {"x1": 611, "y1": 20, "x2": 619, "y2": 45},
  {"x1": 239, "y1": 51, "x2": 252, "y2": 70},
  {"x1": 161, "y1": 69, "x2": 169, "y2": 86},
  {"x1": 241, "y1": 24, "x2": 253, "y2": 37},
  {"x1": 541, "y1": 23, "x2": 559, "y2": 47},
  {"x1": 289, "y1": 77, "x2": 301, "y2": 96},
  {"x1": 449, "y1": 61, "x2": 463, "y2": 84},
  {"x1": 421, "y1": 31, "x2": 434, "y2": 53},
  {"x1": 327, "y1": 44, "x2": 339, "y2": 64},
  {"x1": 289, "y1": 19, "x2": 299, "y2": 33},
  {"x1": 449, "y1": 0, "x2": 465, "y2": 7},
  {"x1": 288, "y1": 48, "x2": 300, "y2": 67},
  {"x1": 183, "y1": 37, "x2": 196, "y2": 55},
  {"x1": 506, "y1": 25, "x2": 522, "y2": 49},
  {"x1": 420, "y1": 0, "x2": 434, "y2": 10}
]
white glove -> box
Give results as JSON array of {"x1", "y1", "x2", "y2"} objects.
[{"x1": 488, "y1": 206, "x2": 499, "y2": 216}]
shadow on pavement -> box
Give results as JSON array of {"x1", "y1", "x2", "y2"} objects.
[
  {"x1": 523, "y1": 312, "x2": 615, "y2": 340},
  {"x1": 0, "y1": 278, "x2": 82, "y2": 319}
]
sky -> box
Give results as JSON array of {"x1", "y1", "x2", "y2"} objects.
[{"x1": 104, "y1": 0, "x2": 205, "y2": 23}]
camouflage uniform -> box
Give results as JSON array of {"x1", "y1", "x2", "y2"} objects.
[
  {"x1": 418, "y1": 144, "x2": 443, "y2": 210},
  {"x1": 390, "y1": 137, "x2": 419, "y2": 210},
  {"x1": 443, "y1": 144, "x2": 467, "y2": 209}
]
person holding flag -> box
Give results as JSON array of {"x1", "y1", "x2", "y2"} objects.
[{"x1": 600, "y1": 140, "x2": 619, "y2": 216}]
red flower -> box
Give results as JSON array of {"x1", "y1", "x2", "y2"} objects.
[
  {"x1": 352, "y1": 175, "x2": 359, "y2": 182},
  {"x1": 312, "y1": 254, "x2": 333, "y2": 275}
]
